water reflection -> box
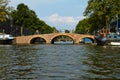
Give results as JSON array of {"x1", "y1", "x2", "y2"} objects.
[
  {"x1": 0, "y1": 45, "x2": 120, "y2": 80},
  {"x1": 82, "y1": 45, "x2": 120, "y2": 80},
  {"x1": 0, "y1": 45, "x2": 39, "y2": 79}
]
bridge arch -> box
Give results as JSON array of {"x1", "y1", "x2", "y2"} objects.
[
  {"x1": 78, "y1": 37, "x2": 95, "y2": 43},
  {"x1": 28, "y1": 35, "x2": 47, "y2": 44},
  {"x1": 50, "y1": 34, "x2": 75, "y2": 44}
]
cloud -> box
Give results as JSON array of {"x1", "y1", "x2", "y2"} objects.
[
  {"x1": 41, "y1": 13, "x2": 85, "y2": 30},
  {"x1": 47, "y1": 13, "x2": 75, "y2": 24},
  {"x1": 42, "y1": 13, "x2": 85, "y2": 24}
]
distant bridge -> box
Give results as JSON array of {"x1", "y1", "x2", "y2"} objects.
[{"x1": 15, "y1": 33, "x2": 95, "y2": 44}]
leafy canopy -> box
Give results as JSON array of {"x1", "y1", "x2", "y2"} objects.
[
  {"x1": 11, "y1": 3, "x2": 54, "y2": 34},
  {"x1": 84, "y1": 0, "x2": 120, "y2": 29},
  {"x1": 0, "y1": 0, "x2": 9, "y2": 22},
  {"x1": 75, "y1": 0, "x2": 120, "y2": 34}
]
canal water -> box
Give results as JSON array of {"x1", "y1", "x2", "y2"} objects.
[{"x1": 0, "y1": 44, "x2": 120, "y2": 80}]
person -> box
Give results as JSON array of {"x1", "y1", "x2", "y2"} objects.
[{"x1": 35, "y1": 30, "x2": 39, "y2": 34}]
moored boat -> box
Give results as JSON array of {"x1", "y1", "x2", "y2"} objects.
[
  {"x1": 94, "y1": 31, "x2": 120, "y2": 46},
  {"x1": 94, "y1": 29, "x2": 109, "y2": 45},
  {"x1": 0, "y1": 33, "x2": 14, "y2": 44},
  {"x1": 94, "y1": 14, "x2": 120, "y2": 46},
  {"x1": 106, "y1": 33, "x2": 120, "y2": 45},
  {"x1": 94, "y1": 34, "x2": 107, "y2": 45},
  {"x1": 110, "y1": 42, "x2": 120, "y2": 45}
]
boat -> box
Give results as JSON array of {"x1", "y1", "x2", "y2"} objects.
[
  {"x1": 106, "y1": 33, "x2": 120, "y2": 45},
  {"x1": 94, "y1": 30, "x2": 120, "y2": 46},
  {"x1": 94, "y1": 34, "x2": 107, "y2": 45},
  {"x1": 110, "y1": 42, "x2": 120, "y2": 45},
  {"x1": 0, "y1": 33, "x2": 14, "y2": 44},
  {"x1": 94, "y1": 14, "x2": 120, "y2": 45}
]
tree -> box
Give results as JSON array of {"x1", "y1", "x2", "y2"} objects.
[
  {"x1": 0, "y1": 0, "x2": 9, "y2": 22},
  {"x1": 11, "y1": 3, "x2": 30, "y2": 35},
  {"x1": 84, "y1": 0, "x2": 120, "y2": 31},
  {"x1": 52, "y1": 27, "x2": 59, "y2": 33},
  {"x1": 75, "y1": 18, "x2": 90, "y2": 34},
  {"x1": 11, "y1": 3, "x2": 54, "y2": 35},
  {"x1": 65, "y1": 29, "x2": 70, "y2": 33}
]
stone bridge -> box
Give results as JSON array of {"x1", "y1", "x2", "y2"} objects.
[{"x1": 15, "y1": 33, "x2": 95, "y2": 44}]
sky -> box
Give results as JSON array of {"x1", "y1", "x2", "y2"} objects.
[{"x1": 9, "y1": 0, "x2": 88, "y2": 31}]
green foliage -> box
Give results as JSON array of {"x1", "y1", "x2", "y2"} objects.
[
  {"x1": 11, "y1": 3, "x2": 54, "y2": 34},
  {"x1": 0, "y1": 0, "x2": 9, "y2": 22},
  {"x1": 11, "y1": 3, "x2": 36, "y2": 27},
  {"x1": 40, "y1": 25, "x2": 53, "y2": 34},
  {"x1": 52, "y1": 27, "x2": 59, "y2": 33},
  {"x1": 75, "y1": 18, "x2": 90, "y2": 34},
  {"x1": 84, "y1": 0, "x2": 120, "y2": 29},
  {"x1": 65, "y1": 30, "x2": 70, "y2": 33},
  {"x1": 75, "y1": 14, "x2": 107, "y2": 34}
]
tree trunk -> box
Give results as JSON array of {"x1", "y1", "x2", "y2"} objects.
[
  {"x1": 21, "y1": 26, "x2": 23, "y2": 36},
  {"x1": 106, "y1": 19, "x2": 110, "y2": 33}
]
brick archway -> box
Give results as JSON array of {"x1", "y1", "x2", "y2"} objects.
[
  {"x1": 29, "y1": 37, "x2": 46, "y2": 44},
  {"x1": 28, "y1": 35, "x2": 47, "y2": 44},
  {"x1": 77, "y1": 37, "x2": 95, "y2": 43},
  {"x1": 50, "y1": 34, "x2": 75, "y2": 44}
]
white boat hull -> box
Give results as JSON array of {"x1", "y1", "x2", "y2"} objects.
[
  {"x1": 110, "y1": 42, "x2": 120, "y2": 45},
  {"x1": 0, "y1": 33, "x2": 14, "y2": 44}
]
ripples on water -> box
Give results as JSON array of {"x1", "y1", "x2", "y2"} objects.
[{"x1": 0, "y1": 44, "x2": 120, "y2": 80}]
